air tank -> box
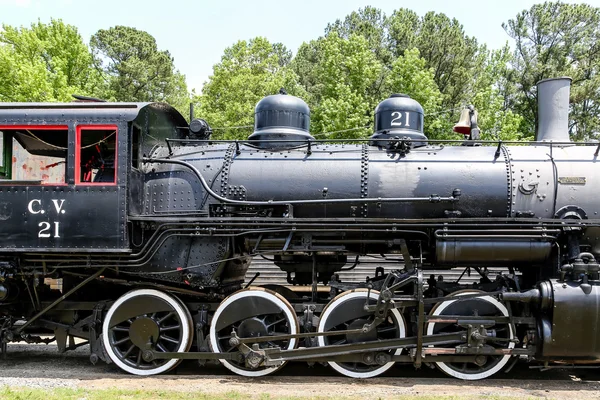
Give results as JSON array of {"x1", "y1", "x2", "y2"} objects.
[
  {"x1": 247, "y1": 92, "x2": 314, "y2": 149},
  {"x1": 370, "y1": 94, "x2": 427, "y2": 148}
]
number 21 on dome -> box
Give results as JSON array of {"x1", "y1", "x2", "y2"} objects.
[{"x1": 391, "y1": 111, "x2": 410, "y2": 127}]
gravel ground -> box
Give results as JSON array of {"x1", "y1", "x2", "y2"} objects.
[{"x1": 1, "y1": 343, "x2": 600, "y2": 399}]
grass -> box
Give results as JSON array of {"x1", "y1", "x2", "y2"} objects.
[{"x1": 0, "y1": 387, "x2": 547, "y2": 400}]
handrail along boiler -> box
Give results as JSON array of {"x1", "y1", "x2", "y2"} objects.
[{"x1": 0, "y1": 77, "x2": 598, "y2": 379}]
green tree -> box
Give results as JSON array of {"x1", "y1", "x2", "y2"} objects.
[
  {"x1": 0, "y1": 19, "x2": 101, "y2": 102},
  {"x1": 396, "y1": 11, "x2": 481, "y2": 110},
  {"x1": 325, "y1": 6, "x2": 392, "y2": 66},
  {"x1": 503, "y1": 1, "x2": 600, "y2": 140},
  {"x1": 470, "y1": 45, "x2": 525, "y2": 141},
  {"x1": 296, "y1": 33, "x2": 383, "y2": 139},
  {"x1": 387, "y1": 10, "x2": 523, "y2": 141},
  {"x1": 90, "y1": 26, "x2": 189, "y2": 114},
  {"x1": 386, "y1": 48, "x2": 445, "y2": 138},
  {"x1": 309, "y1": 7, "x2": 515, "y2": 140},
  {"x1": 385, "y1": 8, "x2": 420, "y2": 59},
  {"x1": 196, "y1": 37, "x2": 301, "y2": 139}
]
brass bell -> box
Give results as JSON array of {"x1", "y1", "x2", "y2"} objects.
[
  {"x1": 453, "y1": 108, "x2": 473, "y2": 135},
  {"x1": 453, "y1": 105, "x2": 480, "y2": 140}
]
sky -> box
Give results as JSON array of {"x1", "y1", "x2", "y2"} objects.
[{"x1": 1, "y1": 0, "x2": 598, "y2": 92}]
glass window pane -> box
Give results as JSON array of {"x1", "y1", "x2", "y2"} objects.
[
  {"x1": 78, "y1": 128, "x2": 117, "y2": 184},
  {"x1": 0, "y1": 133, "x2": 4, "y2": 167},
  {"x1": 10, "y1": 128, "x2": 67, "y2": 184}
]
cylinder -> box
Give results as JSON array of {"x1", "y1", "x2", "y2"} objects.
[
  {"x1": 536, "y1": 77, "x2": 571, "y2": 142},
  {"x1": 436, "y1": 239, "x2": 552, "y2": 266}
]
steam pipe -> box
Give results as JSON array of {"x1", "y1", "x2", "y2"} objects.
[{"x1": 143, "y1": 157, "x2": 461, "y2": 207}]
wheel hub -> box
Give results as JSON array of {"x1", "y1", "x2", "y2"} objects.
[
  {"x1": 426, "y1": 291, "x2": 515, "y2": 380},
  {"x1": 209, "y1": 288, "x2": 299, "y2": 377},
  {"x1": 238, "y1": 317, "x2": 269, "y2": 338},
  {"x1": 346, "y1": 318, "x2": 377, "y2": 343},
  {"x1": 317, "y1": 290, "x2": 406, "y2": 378},
  {"x1": 129, "y1": 317, "x2": 160, "y2": 349}
]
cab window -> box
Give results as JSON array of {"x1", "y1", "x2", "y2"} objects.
[
  {"x1": 0, "y1": 126, "x2": 68, "y2": 184},
  {"x1": 76, "y1": 125, "x2": 117, "y2": 185},
  {"x1": 0, "y1": 131, "x2": 8, "y2": 178}
]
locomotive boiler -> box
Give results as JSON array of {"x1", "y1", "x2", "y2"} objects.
[{"x1": 0, "y1": 77, "x2": 599, "y2": 380}]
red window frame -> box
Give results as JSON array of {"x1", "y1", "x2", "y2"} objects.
[
  {"x1": 0, "y1": 125, "x2": 69, "y2": 185},
  {"x1": 75, "y1": 125, "x2": 118, "y2": 186}
]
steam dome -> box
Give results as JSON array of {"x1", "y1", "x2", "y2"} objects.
[
  {"x1": 370, "y1": 94, "x2": 427, "y2": 148},
  {"x1": 248, "y1": 92, "x2": 314, "y2": 149}
]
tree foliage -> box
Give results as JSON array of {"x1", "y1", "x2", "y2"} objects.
[
  {"x1": 297, "y1": 33, "x2": 383, "y2": 138},
  {"x1": 325, "y1": 6, "x2": 392, "y2": 66},
  {"x1": 386, "y1": 48, "x2": 444, "y2": 137},
  {"x1": 196, "y1": 37, "x2": 301, "y2": 139},
  {"x1": 298, "y1": 7, "x2": 524, "y2": 141},
  {"x1": 4, "y1": 4, "x2": 600, "y2": 142},
  {"x1": 327, "y1": 8, "x2": 484, "y2": 111},
  {"x1": 0, "y1": 19, "x2": 100, "y2": 102},
  {"x1": 90, "y1": 26, "x2": 189, "y2": 113},
  {"x1": 471, "y1": 45, "x2": 525, "y2": 140},
  {"x1": 503, "y1": 1, "x2": 600, "y2": 140}
]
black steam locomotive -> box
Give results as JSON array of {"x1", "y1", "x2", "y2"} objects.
[{"x1": 0, "y1": 77, "x2": 599, "y2": 380}]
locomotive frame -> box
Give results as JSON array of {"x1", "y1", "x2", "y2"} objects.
[{"x1": 1, "y1": 78, "x2": 600, "y2": 380}]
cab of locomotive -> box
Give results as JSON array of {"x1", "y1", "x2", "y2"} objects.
[{"x1": 0, "y1": 102, "x2": 187, "y2": 252}]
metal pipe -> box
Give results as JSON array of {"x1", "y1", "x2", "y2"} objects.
[
  {"x1": 143, "y1": 157, "x2": 460, "y2": 207},
  {"x1": 501, "y1": 289, "x2": 541, "y2": 304},
  {"x1": 165, "y1": 138, "x2": 592, "y2": 146}
]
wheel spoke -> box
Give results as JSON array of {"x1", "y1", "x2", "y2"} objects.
[
  {"x1": 160, "y1": 325, "x2": 181, "y2": 332},
  {"x1": 266, "y1": 318, "x2": 286, "y2": 328},
  {"x1": 160, "y1": 335, "x2": 180, "y2": 344},
  {"x1": 112, "y1": 326, "x2": 129, "y2": 333},
  {"x1": 135, "y1": 349, "x2": 142, "y2": 367},
  {"x1": 156, "y1": 342, "x2": 168, "y2": 353},
  {"x1": 158, "y1": 311, "x2": 175, "y2": 324},
  {"x1": 122, "y1": 344, "x2": 136, "y2": 358},
  {"x1": 113, "y1": 336, "x2": 130, "y2": 346}
]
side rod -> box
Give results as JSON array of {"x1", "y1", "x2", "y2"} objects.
[{"x1": 261, "y1": 332, "x2": 465, "y2": 364}]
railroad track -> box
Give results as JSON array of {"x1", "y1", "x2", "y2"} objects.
[
  {"x1": 1, "y1": 346, "x2": 599, "y2": 399},
  {"x1": 0, "y1": 344, "x2": 600, "y2": 382}
]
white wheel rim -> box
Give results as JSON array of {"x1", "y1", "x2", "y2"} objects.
[
  {"x1": 102, "y1": 289, "x2": 192, "y2": 376},
  {"x1": 317, "y1": 290, "x2": 406, "y2": 378},
  {"x1": 209, "y1": 288, "x2": 298, "y2": 377},
  {"x1": 426, "y1": 292, "x2": 515, "y2": 380}
]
